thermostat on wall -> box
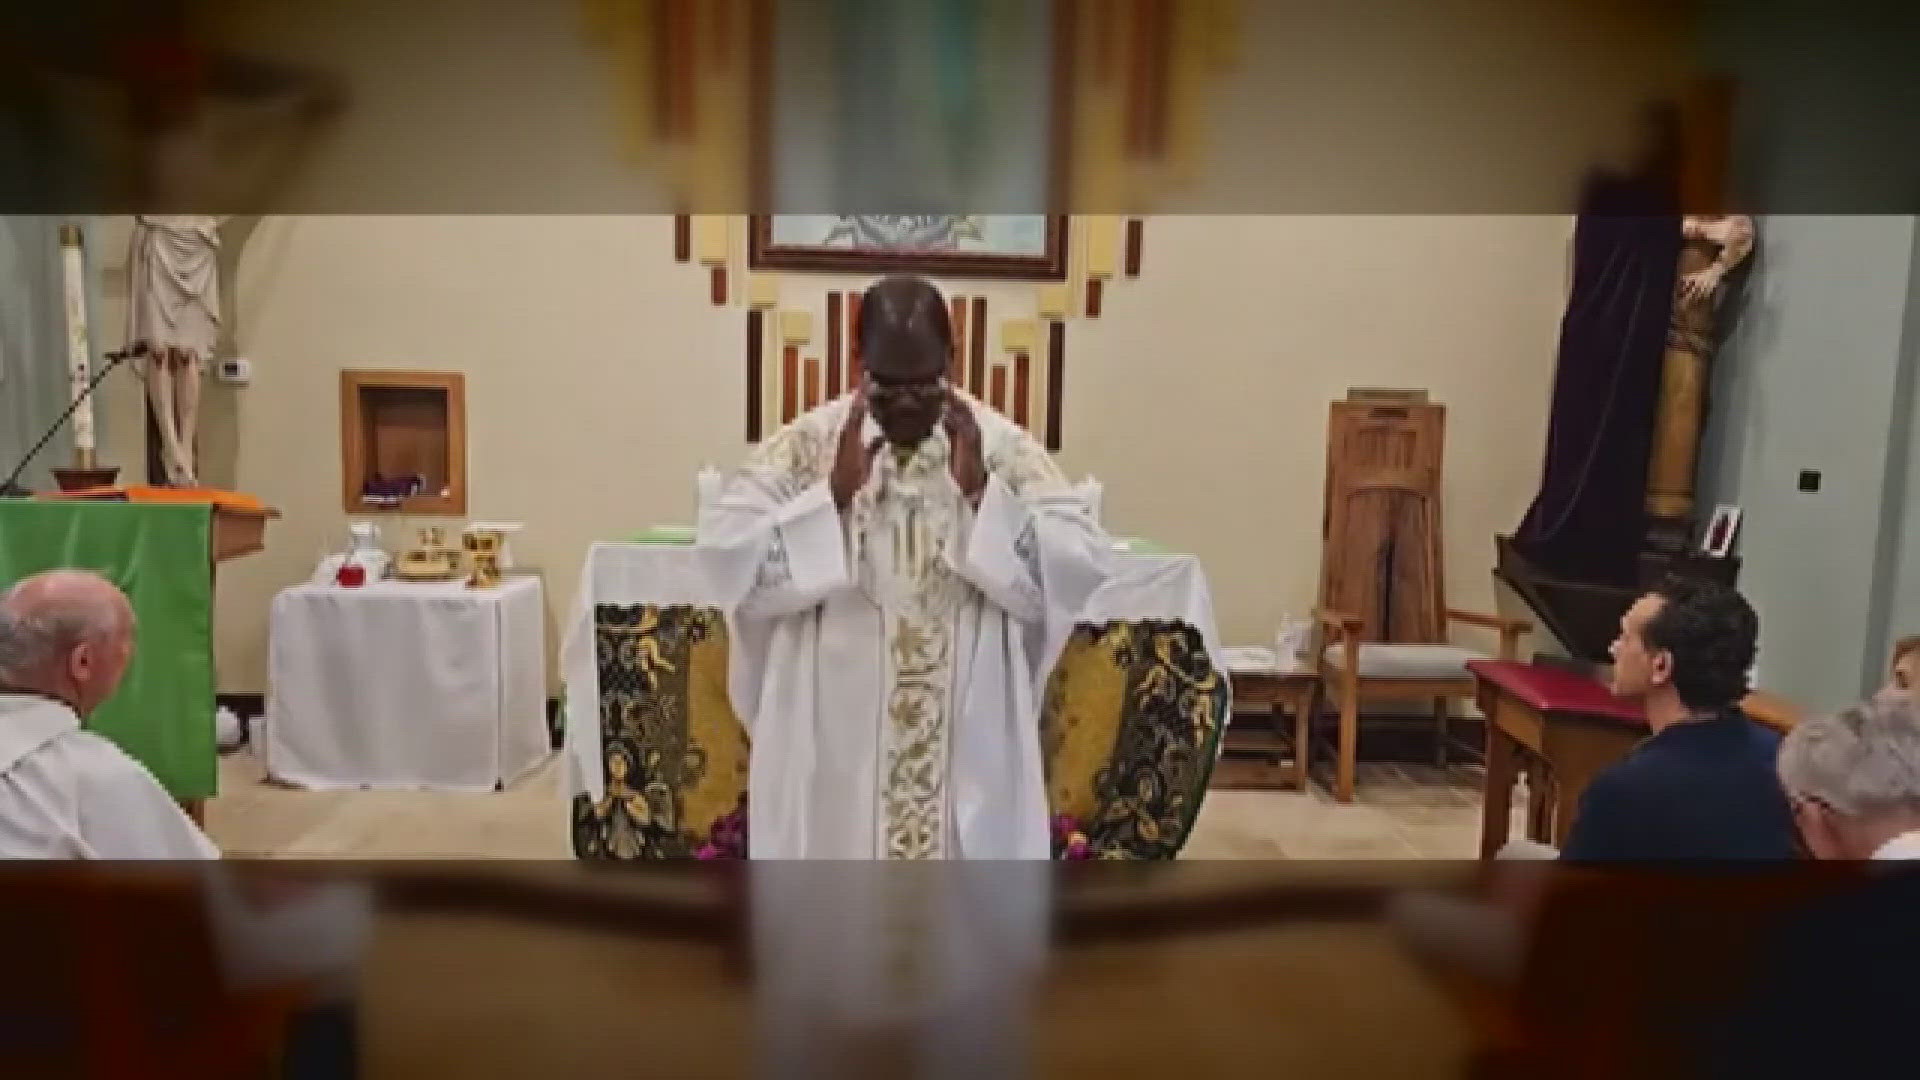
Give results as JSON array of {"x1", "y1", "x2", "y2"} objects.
[{"x1": 215, "y1": 357, "x2": 253, "y2": 385}]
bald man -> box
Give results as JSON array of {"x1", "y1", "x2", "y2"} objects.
[
  {"x1": 700, "y1": 275, "x2": 1112, "y2": 858},
  {"x1": 0, "y1": 570, "x2": 218, "y2": 858}
]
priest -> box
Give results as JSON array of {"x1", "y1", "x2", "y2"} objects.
[{"x1": 699, "y1": 275, "x2": 1111, "y2": 859}]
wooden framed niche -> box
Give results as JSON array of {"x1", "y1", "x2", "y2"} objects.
[{"x1": 340, "y1": 370, "x2": 467, "y2": 515}]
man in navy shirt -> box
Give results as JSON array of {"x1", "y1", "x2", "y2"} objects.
[{"x1": 1560, "y1": 576, "x2": 1798, "y2": 861}]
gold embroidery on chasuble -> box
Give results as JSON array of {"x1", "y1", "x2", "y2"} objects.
[{"x1": 856, "y1": 437, "x2": 968, "y2": 861}]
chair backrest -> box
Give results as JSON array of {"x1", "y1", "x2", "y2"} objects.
[{"x1": 1319, "y1": 394, "x2": 1447, "y2": 646}]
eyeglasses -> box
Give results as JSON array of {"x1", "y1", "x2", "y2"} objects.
[{"x1": 863, "y1": 372, "x2": 948, "y2": 403}]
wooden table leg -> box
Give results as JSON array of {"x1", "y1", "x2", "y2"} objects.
[
  {"x1": 1522, "y1": 759, "x2": 1554, "y2": 844},
  {"x1": 1292, "y1": 688, "x2": 1313, "y2": 790},
  {"x1": 1539, "y1": 721, "x2": 1642, "y2": 849},
  {"x1": 1335, "y1": 680, "x2": 1359, "y2": 803},
  {"x1": 1480, "y1": 703, "x2": 1517, "y2": 860}
]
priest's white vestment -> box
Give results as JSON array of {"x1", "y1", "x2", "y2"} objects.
[{"x1": 698, "y1": 393, "x2": 1111, "y2": 859}]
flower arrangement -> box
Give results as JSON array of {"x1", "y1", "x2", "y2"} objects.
[
  {"x1": 695, "y1": 797, "x2": 749, "y2": 860},
  {"x1": 1052, "y1": 814, "x2": 1092, "y2": 860}
]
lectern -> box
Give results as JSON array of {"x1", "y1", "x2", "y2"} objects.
[{"x1": 0, "y1": 488, "x2": 277, "y2": 821}]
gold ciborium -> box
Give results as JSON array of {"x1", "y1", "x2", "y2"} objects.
[
  {"x1": 463, "y1": 527, "x2": 504, "y2": 589},
  {"x1": 394, "y1": 526, "x2": 461, "y2": 581}
]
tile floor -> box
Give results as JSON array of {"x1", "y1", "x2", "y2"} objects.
[{"x1": 204, "y1": 746, "x2": 1516, "y2": 859}]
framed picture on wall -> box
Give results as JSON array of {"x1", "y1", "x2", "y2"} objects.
[
  {"x1": 1701, "y1": 505, "x2": 1743, "y2": 558},
  {"x1": 748, "y1": 215, "x2": 1070, "y2": 280}
]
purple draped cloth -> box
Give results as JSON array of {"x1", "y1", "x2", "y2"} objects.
[{"x1": 1512, "y1": 170, "x2": 1681, "y2": 587}]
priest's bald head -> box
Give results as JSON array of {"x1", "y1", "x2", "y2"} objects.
[
  {"x1": 859, "y1": 275, "x2": 953, "y2": 448},
  {"x1": 0, "y1": 570, "x2": 136, "y2": 718}
]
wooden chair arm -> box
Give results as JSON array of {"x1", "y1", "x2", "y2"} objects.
[
  {"x1": 1445, "y1": 609, "x2": 1530, "y2": 662},
  {"x1": 1316, "y1": 608, "x2": 1362, "y2": 638},
  {"x1": 1445, "y1": 609, "x2": 1531, "y2": 634},
  {"x1": 1314, "y1": 609, "x2": 1362, "y2": 681}
]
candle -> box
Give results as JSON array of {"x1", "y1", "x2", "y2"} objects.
[{"x1": 59, "y1": 223, "x2": 94, "y2": 457}]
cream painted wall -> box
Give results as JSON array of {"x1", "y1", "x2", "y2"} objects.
[{"x1": 96, "y1": 214, "x2": 1569, "y2": 692}]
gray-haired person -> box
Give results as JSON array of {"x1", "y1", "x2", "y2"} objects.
[
  {"x1": 0, "y1": 569, "x2": 219, "y2": 858},
  {"x1": 1713, "y1": 694, "x2": 1920, "y2": 1076},
  {"x1": 1777, "y1": 692, "x2": 1920, "y2": 860}
]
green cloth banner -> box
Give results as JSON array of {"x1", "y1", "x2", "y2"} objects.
[{"x1": 0, "y1": 502, "x2": 216, "y2": 798}]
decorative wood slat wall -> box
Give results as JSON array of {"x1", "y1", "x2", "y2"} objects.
[
  {"x1": 1046, "y1": 321, "x2": 1067, "y2": 452},
  {"x1": 780, "y1": 346, "x2": 797, "y2": 424},
  {"x1": 949, "y1": 297, "x2": 968, "y2": 382},
  {"x1": 744, "y1": 309, "x2": 763, "y2": 441},
  {"x1": 968, "y1": 298, "x2": 988, "y2": 396},
  {"x1": 847, "y1": 292, "x2": 864, "y2": 388},
  {"x1": 608, "y1": 0, "x2": 1228, "y2": 451},
  {"x1": 826, "y1": 292, "x2": 843, "y2": 397},
  {"x1": 752, "y1": 291, "x2": 1066, "y2": 442},
  {"x1": 1013, "y1": 352, "x2": 1032, "y2": 427}
]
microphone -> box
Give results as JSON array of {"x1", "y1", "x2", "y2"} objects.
[{"x1": 0, "y1": 341, "x2": 147, "y2": 499}]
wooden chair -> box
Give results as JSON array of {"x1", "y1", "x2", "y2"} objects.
[
  {"x1": 0, "y1": 866, "x2": 313, "y2": 1078},
  {"x1": 1312, "y1": 393, "x2": 1528, "y2": 802}
]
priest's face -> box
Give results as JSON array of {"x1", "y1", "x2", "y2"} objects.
[{"x1": 864, "y1": 341, "x2": 949, "y2": 449}]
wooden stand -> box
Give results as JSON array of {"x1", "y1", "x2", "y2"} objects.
[
  {"x1": 1218, "y1": 670, "x2": 1317, "y2": 790},
  {"x1": 35, "y1": 487, "x2": 277, "y2": 825},
  {"x1": 52, "y1": 467, "x2": 120, "y2": 492},
  {"x1": 1471, "y1": 659, "x2": 1798, "y2": 858}
]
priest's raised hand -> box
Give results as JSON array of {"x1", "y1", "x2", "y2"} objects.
[
  {"x1": 830, "y1": 388, "x2": 881, "y2": 513},
  {"x1": 944, "y1": 388, "x2": 988, "y2": 509}
]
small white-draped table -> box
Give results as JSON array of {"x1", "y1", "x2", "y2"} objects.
[{"x1": 267, "y1": 576, "x2": 549, "y2": 791}]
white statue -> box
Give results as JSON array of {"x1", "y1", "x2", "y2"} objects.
[
  {"x1": 127, "y1": 215, "x2": 225, "y2": 487},
  {"x1": 1677, "y1": 214, "x2": 1754, "y2": 306},
  {"x1": 112, "y1": 50, "x2": 339, "y2": 487}
]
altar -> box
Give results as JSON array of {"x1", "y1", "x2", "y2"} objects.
[{"x1": 562, "y1": 537, "x2": 1230, "y2": 860}]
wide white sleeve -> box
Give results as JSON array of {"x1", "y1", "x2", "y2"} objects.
[
  {"x1": 71, "y1": 734, "x2": 220, "y2": 860},
  {"x1": 698, "y1": 473, "x2": 852, "y2": 621},
  {"x1": 955, "y1": 472, "x2": 1111, "y2": 629}
]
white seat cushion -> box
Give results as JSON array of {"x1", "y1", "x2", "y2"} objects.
[{"x1": 1323, "y1": 643, "x2": 1482, "y2": 680}]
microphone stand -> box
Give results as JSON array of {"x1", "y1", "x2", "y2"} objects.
[{"x1": 0, "y1": 343, "x2": 145, "y2": 499}]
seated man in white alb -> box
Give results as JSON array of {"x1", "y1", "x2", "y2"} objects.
[
  {"x1": 700, "y1": 275, "x2": 1112, "y2": 858},
  {"x1": 0, "y1": 569, "x2": 218, "y2": 858},
  {"x1": 0, "y1": 571, "x2": 371, "y2": 1074}
]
